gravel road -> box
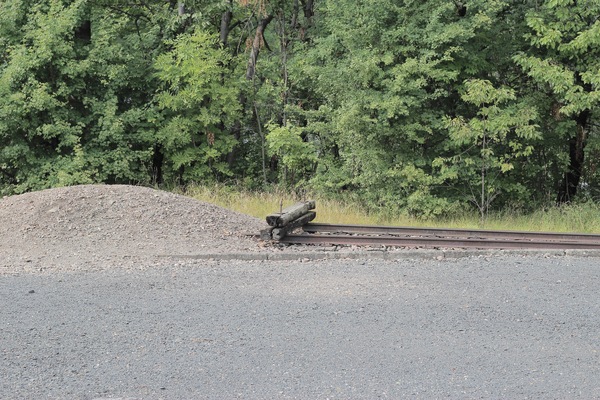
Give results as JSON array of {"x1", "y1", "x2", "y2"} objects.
[{"x1": 2, "y1": 255, "x2": 600, "y2": 399}]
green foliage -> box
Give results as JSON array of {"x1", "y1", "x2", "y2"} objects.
[
  {"x1": 437, "y1": 79, "x2": 540, "y2": 221},
  {"x1": 0, "y1": 0, "x2": 163, "y2": 194},
  {"x1": 512, "y1": 0, "x2": 600, "y2": 203},
  {"x1": 155, "y1": 29, "x2": 241, "y2": 182},
  {"x1": 514, "y1": 0, "x2": 600, "y2": 115},
  {"x1": 266, "y1": 123, "x2": 316, "y2": 184},
  {"x1": 1, "y1": 0, "x2": 600, "y2": 220},
  {"x1": 295, "y1": 0, "x2": 515, "y2": 217}
]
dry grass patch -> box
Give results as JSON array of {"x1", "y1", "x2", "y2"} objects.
[{"x1": 185, "y1": 184, "x2": 600, "y2": 234}]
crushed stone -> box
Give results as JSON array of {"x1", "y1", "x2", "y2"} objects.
[{"x1": 0, "y1": 184, "x2": 284, "y2": 273}]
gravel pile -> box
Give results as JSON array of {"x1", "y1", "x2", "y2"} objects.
[{"x1": 0, "y1": 185, "x2": 272, "y2": 273}]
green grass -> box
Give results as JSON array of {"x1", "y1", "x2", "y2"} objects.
[{"x1": 184, "y1": 184, "x2": 600, "y2": 234}]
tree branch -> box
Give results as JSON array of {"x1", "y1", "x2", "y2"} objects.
[{"x1": 246, "y1": 14, "x2": 274, "y2": 80}]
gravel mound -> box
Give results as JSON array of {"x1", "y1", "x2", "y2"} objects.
[{"x1": 0, "y1": 185, "x2": 269, "y2": 273}]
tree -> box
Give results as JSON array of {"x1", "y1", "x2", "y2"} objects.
[
  {"x1": 515, "y1": 0, "x2": 600, "y2": 203},
  {"x1": 294, "y1": 0, "x2": 523, "y2": 217},
  {"x1": 438, "y1": 79, "x2": 539, "y2": 224},
  {"x1": 0, "y1": 0, "x2": 164, "y2": 194},
  {"x1": 266, "y1": 123, "x2": 316, "y2": 185},
  {"x1": 154, "y1": 29, "x2": 241, "y2": 183}
]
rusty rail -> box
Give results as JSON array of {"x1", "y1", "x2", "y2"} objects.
[
  {"x1": 262, "y1": 202, "x2": 600, "y2": 250},
  {"x1": 278, "y1": 223, "x2": 600, "y2": 250}
]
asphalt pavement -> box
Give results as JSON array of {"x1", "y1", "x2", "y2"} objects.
[{"x1": 2, "y1": 255, "x2": 600, "y2": 399}]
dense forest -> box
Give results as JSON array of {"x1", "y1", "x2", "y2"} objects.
[{"x1": 1, "y1": 0, "x2": 599, "y2": 218}]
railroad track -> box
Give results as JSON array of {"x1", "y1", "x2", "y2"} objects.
[{"x1": 280, "y1": 223, "x2": 600, "y2": 250}]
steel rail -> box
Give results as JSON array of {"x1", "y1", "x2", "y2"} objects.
[
  {"x1": 302, "y1": 223, "x2": 600, "y2": 243},
  {"x1": 282, "y1": 233, "x2": 600, "y2": 250}
]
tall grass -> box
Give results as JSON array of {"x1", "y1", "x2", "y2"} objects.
[
  {"x1": 185, "y1": 184, "x2": 380, "y2": 225},
  {"x1": 185, "y1": 184, "x2": 600, "y2": 233},
  {"x1": 429, "y1": 204, "x2": 600, "y2": 233}
]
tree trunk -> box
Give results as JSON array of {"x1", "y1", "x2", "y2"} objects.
[
  {"x1": 279, "y1": 11, "x2": 289, "y2": 127},
  {"x1": 557, "y1": 110, "x2": 590, "y2": 204},
  {"x1": 246, "y1": 15, "x2": 274, "y2": 80},
  {"x1": 220, "y1": 1, "x2": 232, "y2": 46},
  {"x1": 254, "y1": 102, "x2": 267, "y2": 183},
  {"x1": 291, "y1": 0, "x2": 299, "y2": 28},
  {"x1": 152, "y1": 144, "x2": 164, "y2": 185},
  {"x1": 229, "y1": 13, "x2": 274, "y2": 170},
  {"x1": 226, "y1": 14, "x2": 273, "y2": 171},
  {"x1": 301, "y1": 0, "x2": 314, "y2": 25},
  {"x1": 220, "y1": 1, "x2": 236, "y2": 169}
]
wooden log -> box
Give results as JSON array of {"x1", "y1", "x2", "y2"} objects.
[
  {"x1": 265, "y1": 200, "x2": 316, "y2": 227},
  {"x1": 260, "y1": 227, "x2": 275, "y2": 241},
  {"x1": 272, "y1": 212, "x2": 316, "y2": 240}
]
